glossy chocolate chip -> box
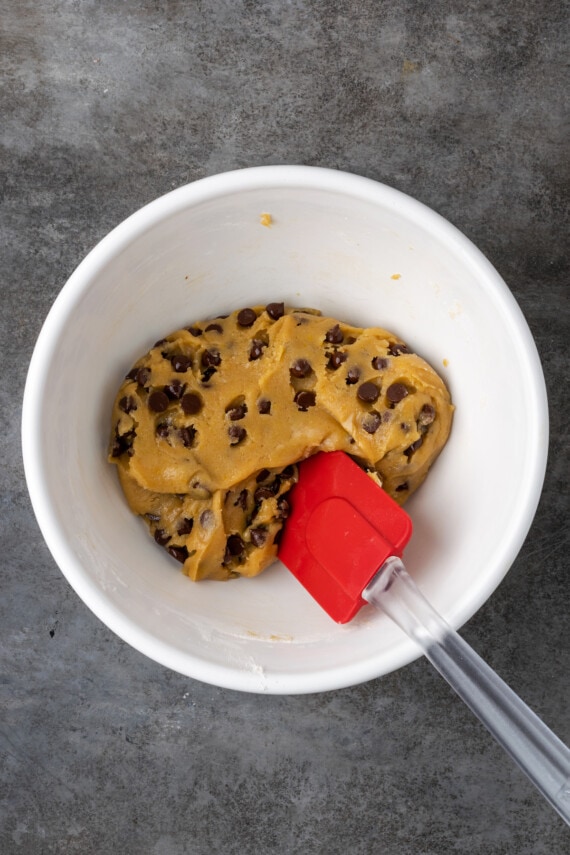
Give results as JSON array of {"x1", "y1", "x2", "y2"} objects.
[
  {"x1": 205, "y1": 323, "x2": 223, "y2": 333},
  {"x1": 418, "y1": 404, "x2": 436, "y2": 426},
  {"x1": 226, "y1": 403, "x2": 247, "y2": 420},
  {"x1": 177, "y1": 517, "x2": 194, "y2": 536},
  {"x1": 126, "y1": 366, "x2": 150, "y2": 387},
  {"x1": 254, "y1": 485, "x2": 274, "y2": 502},
  {"x1": 187, "y1": 326, "x2": 203, "y2": 337},
  {"x1": 156, "y1": 423, "x2": 170, "y2": 438},
  {"x1": 228, "y1": 425, "x2": 246, "y2": 445},
  {"x1": 326, "y1": 350, "x2": 348, "y2": 370},
  {"x1": 181, "y1": 393, "x2": 202, "y2": 415},
  {"x1": 250, "y1": 527, "x2": 268, "y2": 547},
  {"x1": 226, "y1": 534, "x2": 245, "y2": 557},
  {"x1": 362, "y1": 412, "x2": 382, "y2": 434},
  {"x1": 171, "y1": 354, "x2": 192, "y2": 372},
  {"x1": 258, "y1": 399, "x2": 271, "y2": 414},
  {"x1": 201, "y1": 349, "x2": 221, "y2": 368},
  {"x1": 119, "y1": 395, "x2": 137, "y2": 413},
  {"x1": 148, "y1": 390, "x2": 169, "y2": 412},
  {"x1": 237, "y1": 308, "x2": 257, "y2": 327},
  {"x1": 290, "y1": 358, "x2": 312, "y2": 378},
  {"x1": 395, "y1": 482, "x2": 409, "y2": 492},
  {"x1": 179, "y1": 426, "x2": 196, "y2": 448},
  {"x1": 371, "y1": 356, "x2": 390, "y2": 370},
  {"x1": 325, "y1": 324, "x2": 343, "y2": 344},
  {"x1": 154, "y1": 529, "x2": 171, "y2": 546},
  {"x1": 168, "y1": 545, "x2": 189, "y2": 563},
  {"x1": 256, "y1": 468, "x2": 270, "y2": 482},
  {"x1": 282, "y1": 465, "x2": 295, "y2": 479},
  {"x1": 405, "y1": 437, "x2": 423, "y2": 459},
  {"x1": 164, "y1": 379, "x2": 186, "y2": 400},
  {"x1": 249, "y1": 339, "x2": 266, "y2": 360},
  {"x1": 346, "y1": 366, "x2": 360, "y2": 385},
  {"x1": 201, "y1": 366, "x2": 216, "y2": 382},
  {"x1": 294, "y1": 390, "x2": 316, "y2": 411},
  {"x1": 266, "y1": 302, "x2": 284, "y2": 320},
  {"x1": 389, "y1": 342, "x2": 411, "y2": 356},
  {"x1": 357, "y1": 382, "x2": 379, "y2": 403},
  {"x1": 386, "y1": 383, "x2": 409, "y2": 404}
]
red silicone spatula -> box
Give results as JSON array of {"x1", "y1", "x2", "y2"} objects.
[{"x1": 278, "y1": 451, "x2": 570, "y2": 824}]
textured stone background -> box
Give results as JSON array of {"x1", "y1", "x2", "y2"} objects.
[{"x1": 1, "y1": 1, "x2": 568, "y2": 852}]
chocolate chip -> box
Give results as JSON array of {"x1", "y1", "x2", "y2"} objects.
[
  {"x1": 357, "y1": 382, "x2": 379, "y2": 403},
  {"x1": 205, "y1": 323, "x2": 223, "y2": 333},
  {"x1": 119, "y1": 395, "x2": 137, "y2": 413},
  {"x1": 234, "y1": 489, "x2": 248, "y2": 510},
  {"x1": 228, "y1": 425, "x2": 246, "y2": 445},
  {"x1": 256, "y1": 468, "x2": 270, "y2": 482},
  {"x1": 266, "y1": 302, "x2": 284, "y2": 320},
  {"x1": 249, "y1": 339, "x2": 266, "y2": 361},
  {"x1": 389, "y1": 342, "x2": 411, "y2": 356},
  {"x1": 201, "y1": 367, "x2": 216, "y2": 382},
  {"x1": 250, "y1": 527, "x2": 268, "y2": 547},
  {"x1": 168, "y1": 545, "x2": 189, "y2": 563},
  {"x1": 258, "y1": 399, "x2": 271, "y2": 414},
  {"x1": 226, "y1": 404, "x2": 247, "y2": 421},
  {"x1": 400, "y1": 423, "x2": 410, "y2": 433},
  {"x1": 111, "y1": 429, "x2": 135, "y2": 457},
  {"x1": 237, "y1": 308, "x2": 257, "y2": 327},
  {"x1": 346, "y1": 366, "x2": 360, "y2": 385},
  {"x1": 405, "y1": 437, "x2": 423, "y2": 459},
  {"x1": 201, "y1": 349, "x2": 221, "y2": 368},
  {"x1": 187, "y1": 327, "x2": 203, "y2": 337},
  {"x1": 181, "y1": 393, "x2": 202, "y2": 415},
  {"x1": 282, "y1": 465, "x2": 295, "y2": 479},
  {"x1": 156, "y1": 423, "x2": 170, "y2": 438},
  {"x1": 179, "y1": 426, "x2": 196, "y2": 448},
  {"x1": 326, "y1": 350, "x2": 348, "y2": 370},
  {"x1": 164, "y1": 379, "x2": 186, "y2": 400},
  {"x1": 386, "y1": 383, "x2": 409, "y2": 404},
  {"x1": 226, "y1": 534, "x2": 245, "y2": 557},
  {"x1": 277, "y1": 496, "x2": 290, "y2": 519},
  {"x1": 290, "y1": 358, "x2": 312, "y2": 378},
  {"x1": 362, "y1": 412, "x2": 382, "y2": 434},
  {"x1": 254, "y1": 485, "x2": 274, "y2": 502},
  {"x1": 177, "y1": 517, "x2": 194, "y2": 536},
  {"x1": 145, "y1": 513, "x2": 161, "y2": 522},
  {"x1": 294, "y1": 390, "x2": 316, "y2": 411},
  {"x1": 395, "y1": 482, "x2": 409, "y2": 492},
  {"x1": 171, "y1": 354, "x2": 192, "y2": 372},
  {"x1": 154, "y1": 338, "x2": 167, "y2": 348},
  {"x1": 418, "y1": 404, "x2": 436, "y2": 426},
  {"x1": 154, "y1": 529, "x2": 171, "y2": 546},
  {"x1": 371, "y1": 357, "x2": 390, "y2": 370},
  {"x1": 148, "y1": 390, "x2": 169, "y2": 412},
  {"x1": 128, "y1": 366, "x2": 150, "y2": 387},
  {"x1": 325, "y1": 324, "x2": 343, "y2": 344}
]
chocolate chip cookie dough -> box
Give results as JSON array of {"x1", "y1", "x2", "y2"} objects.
[{"x1": 109, "y1": 304, "x2": 453, "y2": 581}]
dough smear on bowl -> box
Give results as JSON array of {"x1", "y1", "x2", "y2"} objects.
[{"x1": 109, "y1": 304, "x2": 453, "y2": 580}]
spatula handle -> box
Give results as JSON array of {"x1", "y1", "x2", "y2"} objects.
[{"x1": 363, "y1": 556, "x2": 570, "y2": 825}]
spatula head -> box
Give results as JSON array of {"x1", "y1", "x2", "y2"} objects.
[{"x1": 279, "y1": 451, "x2": 412, "y2": 623}]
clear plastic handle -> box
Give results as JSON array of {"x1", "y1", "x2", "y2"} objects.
[{"x1": 363, "y1": 556, "x2": 570, "y2": 825}]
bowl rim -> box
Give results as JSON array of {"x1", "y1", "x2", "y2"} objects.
[{"x1": 22, "y1": 165, "x2": 549, "y2": 693}]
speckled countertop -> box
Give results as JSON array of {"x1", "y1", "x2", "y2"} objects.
[{"x1": 1, "y1": 2, "x2": 568, "y2": 853}]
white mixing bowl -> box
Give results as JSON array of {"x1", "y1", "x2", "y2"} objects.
[{"x1": 22, "y1": 166, "x2": 548, "y2": 693}]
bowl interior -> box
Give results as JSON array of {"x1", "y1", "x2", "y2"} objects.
[{"x1": 23, "y1": 168, "x2": 547, "y2": 693}]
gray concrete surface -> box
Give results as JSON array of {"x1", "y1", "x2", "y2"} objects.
[{"x1": 1, "y1": 1, "x2": 569, "y2": 852}]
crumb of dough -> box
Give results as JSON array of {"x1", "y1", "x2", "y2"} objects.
[
  {"x1": 109, "y1": 305, "x2": 453, "y2": 581},
  {"x1": 260, "y1": 212, "x2": 272, "y2": 227},
  {"x1": 390, "y1": 273, "x2": 401, "y2": 280}
]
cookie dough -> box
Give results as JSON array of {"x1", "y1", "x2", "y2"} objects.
[{"x1": 109, "y1": 304, "x2": 453, "y2": 581}]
